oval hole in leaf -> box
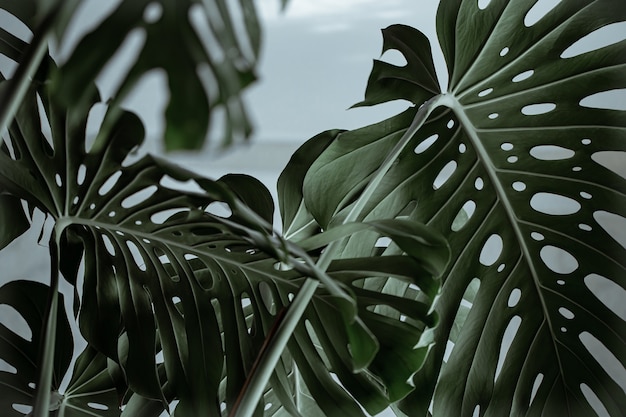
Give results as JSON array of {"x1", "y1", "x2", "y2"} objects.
[
  {"x1": 143, "y1": 2, "x2": 163, "y2": 23},
  {"x1": 451, "y1": 200, "x2": 476, "y2": 231},
  {"x1": 55, "y1": 173, "x2": 62, "y2": 187},
  {"x1": 529, "y1": 373, "x2": 544, "y2": 406},
  {"x1": 150, "y1": 208, "x2": 189, "y2": 224},
  {"x1": 584, "y1": 274, "x2": 626, "y2": 321},
  {"x1": 580, "y1": 89, "x2": 626, "y2": 111},
  {"x1": 12, "y1": 404, "x2": 32, "y2": 414},
  {"x1": 580, "y1": 383, "x2": 610, "y2": 417},
  {"x1": 521, "y1": 103, "x2": 556, "y2": 115},
  {"x1": 494, "y1": 315, "x2": 522, "y2": 382},
  {"x1": 512, "y1": 69, "x2": 534, "y2": 82},
  {"x1": 579, "y1": 331, "x2": 626, "y2": 390},
  {"x1": 98, "y1": 171, "x2": 122, "y2": 196},
  {"x1": 561, "y1": 22, "x2": 626, "y2": 58},
  {"x1": 472, "y1": 405, "x2": 480, "y2": 417},
  {"x1": 414, "y1": 134, "x2": 439, "y2": 154},
  {"x1": 524, "y1": 0, "x2": 561, "y2": 27},
  {"x1": 433, "y1": 161, "x2": 457, "y2": 190},
  {"x1": 592, "y1": 151, "x2": 626, "y2": 179},
  {"x1": 479, "y1": 234, "x2": 503, "y2": 266},
  {"x1": 594, "y1": 211, "x2": 626, "y2": 249},
  {"x1": 477, "y1": 0, "x2": 491, "y2": 10},
  {"x1": 478, "y1": 87, "x2": 493, "y2": 97},
  {"x1": 101, "y1": 234, "x2": 116, "y2": 256},
  {"x1": 375, "y1": 237, "x2": 392, "y2": 248},
  {"x1": 558, "y1": 307, "x2": 575, "y2": 319},
  {"x1": 540, "y1": 245, "x2": 578, "y2": 274},
  {"x1": 88, "y1": 402, "x2": 109, "y2": 411},
  {"x1": 77, "y1": 164, "x2": 87, "y2": 185},
  {"x1": 499, "y1": 47, "x2": 509, "y2": 57},
  {"x1": 507, "y1": 288, "x2": 521, "y2": 308},
  {"x1": 126, "y1": 240, "x2": 146, "y2": 271},
  {"x1": 530, "y1": 192, "x2": 581, "y2": 215},
  {"x1": 121, "y1": 185, "x2": 158, "y2": 208},
  {"x1": 530, "y1": 145, "x2": 575, "y2": 160}
]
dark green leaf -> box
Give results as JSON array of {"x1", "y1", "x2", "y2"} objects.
[
  {"x1": 298, "y1": 1, "x2": 626, "y2": 415},
  {"x1": 0, "y1": 194, "x2": 29, "y2": 250}
]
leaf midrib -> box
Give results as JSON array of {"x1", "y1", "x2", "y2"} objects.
[{"x1": 443, "y1": 93, "x2": 570, "y2": 405}]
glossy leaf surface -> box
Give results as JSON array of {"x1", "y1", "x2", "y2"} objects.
[{"x1": 299, "y1": 2, "x2": 626, "y2": 416}]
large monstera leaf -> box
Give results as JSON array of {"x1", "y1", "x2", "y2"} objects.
[
  {"x1": 0, "y1": 280, "x2": 123, "y2": 417},
  {"x1": 0, "y1": 59, "x2": 449, "y2": 415},
  {"x1": 299, "y1": 1, "x2": 626, "y2": 416},
  {"x1": 0, "y1": 0, "x2": 275, "y2": 150}
]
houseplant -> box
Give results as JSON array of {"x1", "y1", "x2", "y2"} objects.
[{"x1": 1, "y1": 0, "x2": 624, "y2": 416}]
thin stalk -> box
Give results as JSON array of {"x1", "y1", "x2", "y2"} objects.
[
  {"x1": 231, "y1": 94, "x2": 445, "y2": 417},
  {"x1": 32, "y1": 228, "x2": 62, "y2": 417},
  {"x1": 0, "y1": 10, "x2": 58, "y2": 146}
]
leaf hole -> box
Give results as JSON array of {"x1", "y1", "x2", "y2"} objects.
[
  {"x1": 580, "y1": 332, "x2": 626, "y2": 391},
  {"x1": 530, "y1": 145, "x2": 575, "y2": 160},
  {"x1": 55, "y1": 173, "x2": 62, "y2": 187},
  {"x1": 580, "y1": 383, "x2": 610, "y2": 417},
  {"x1": 478, "y1": 88, "x2": 493, "y2": 97},
  {"x1": 0, "y1": 358, "x2": 17, "y2": 374},
  {"x1": 88, "y1": 402, "x2": 109, "y2": 411},
  {"x1": 121, "y1": 185, "x2": 158, "y2": 208},
  {"x1": 592, "y1": 151, "x2": 626, "y2": 179},
  {"x1": 101, "y1": 234, "x2": 116, "y2": 256},
  {"x1": 472, "y1": 404, "x2": 480, "y2": 417},
  {"x1": 580, "y1": 89, "x2": 626, "y2": 111},
  {"x1": 512, "y1": 181, "x2": 526, "y2": 191},
  {"x1": 143, "y1": 2, "x2": 163, "y2": 24},
  {"x1": 12, "y1": 404, "x2": 33, "y2": 414},
  {"x1": 531, "y1": 232, "x2": 545, "y2": 241},
  {"x1": 494, "y1": 315, "x2": 522, "y2": 382},
  {"x1": 580, "y1": 191, "x2": 592, "y2": 199},
  {"x1": 540, "y1": 245, "x2": 579, "y2": 274},
  {"x1": 584, "y1": 274, "x2": 626, "y2": 321},
  {"x1": 477, "y1": 0, "x2": 491, "y2": 10},
  {"x1": 560, "y1": 326, "x2": 567, "y2": 332},
  {"x1": 561, "y1": 22, "x2": 626, "y2": 58},
  {"x1": 380, "y1": 48, "x2": 408, "y2": 66},
  {"x1": 558, "y1": 306, "x2": 574, "y2": 319},
  {"x1": 458, "y1": 143, "x2": 466, "y2": 153},
  {"x1": 479, "y1": 234, "x2": 503, "y2": 267},
  {"x1": 433, "y1": 161, "x2": 457, "y2": 190},
  {"x1": 582, "y1": 138, "x2": 592, "y2": 145},
  {"x1": 160, "y1": 175, "x2": 205, "y2": 194},
  {"x1": 451, "y1": 200, "x2": 476, "y2": 232},
  {"x1": 375, "y1": 237, "x2": 392, "y2": 248},
  {"x1": 579, "y1": 223, "x2": 592, "y2": 231},
  {"x1": 126, "y1": 240, "x2": 146, "y2": 271},
  {"x1": 572, "y1": 166, "x2": 582, "y2": 172},
  {"x1": 506, "y1": 154, "x2": 515, "y2": 162},
  {"x1": 530, "y1": 192, "x2": 581, "y2": 215},
  {"x1": 475, "y1": 177, "x2": 484, "y2": 190},
  {"x1": 150, "y1": 208, "x2": 190, "y2": 224},
  {"x1": 205, "y1": 202, "x2": 232, "y2": 218},
  {"x1": 529, "y1": 373, "x2": 544, "y2": 406},
  {"x1": 521, "y1": 103, "x2": 556, "y2": 115},
  {"x1": 443, "y1": 340, "x2": 455, "y2": 362},
  {"x1": 488, "y1": 113, "x2": 499, "y2": 119},
  {"x1": 512, "y1": 69, "x2": 534, "y2": 82},
  {"x1": 98, "y1": 171, "x2": 123, "y2": 196},
  {"x1": 524, "y1": 0, "x2": 561, "y2": 27},
  {"x1": 414, "y1": 134, "x2": 439, "y2": 154},
  {"x1": 507, "y1": 288, "x2": 521, "y2": 307},
  {"x1": 447, "y1": 119, "x2": 455, "y2": 128},
  {"x1": 499, "y1": 47, "x2": 509, "y2": 56},
  {"x1": 501, "y1": 142, "x2": 514, "y2": 151},
  {"x1": 497, "y1": 263, "x2": 506, "y2": 272},
  {"x1": 557, "y1": 279, "x2": 565, "y2": 285}
]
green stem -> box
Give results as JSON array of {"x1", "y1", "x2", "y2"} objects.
[
  {"x1": 231, "y1": 94, "x2": 445, "y2": 417},
  {"x1": 33, "y1": 228, "x2": 62, "y2": 417},
  {"x1": 0, "y1": 10, "x2": 57, "y2": 146}
]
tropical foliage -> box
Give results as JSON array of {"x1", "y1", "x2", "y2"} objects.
[{"x1": 0, "y1": 0, "x2": 624, "y2": 417}]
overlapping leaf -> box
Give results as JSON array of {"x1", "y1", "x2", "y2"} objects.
[
  {"x1": 0, "y1": 280, "x2": 123, "y2": 417},
  {"x1": 298, "y1": 2, "x2": 626, "y2": 416},
  {"x1": 0, "y1": 57, "x2": 448, "y2": 416}
]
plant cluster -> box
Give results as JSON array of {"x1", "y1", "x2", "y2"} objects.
[{"x1": 0, "y1": 0, "x2": 624, "y2": 416}]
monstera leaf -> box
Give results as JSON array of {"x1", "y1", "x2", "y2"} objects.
[
  {"x1": 0, "y1": 47, "x2": 449, "y2": 415},
  {"x1": 0, "y1": 0, "x2": 283, "y2": 150},
  {"x1": 299, "y1": 1, "x2": 626, "y2": 416},
  {"x1": 0, "y1": 280, "x2": 124, "y2": 417}
]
